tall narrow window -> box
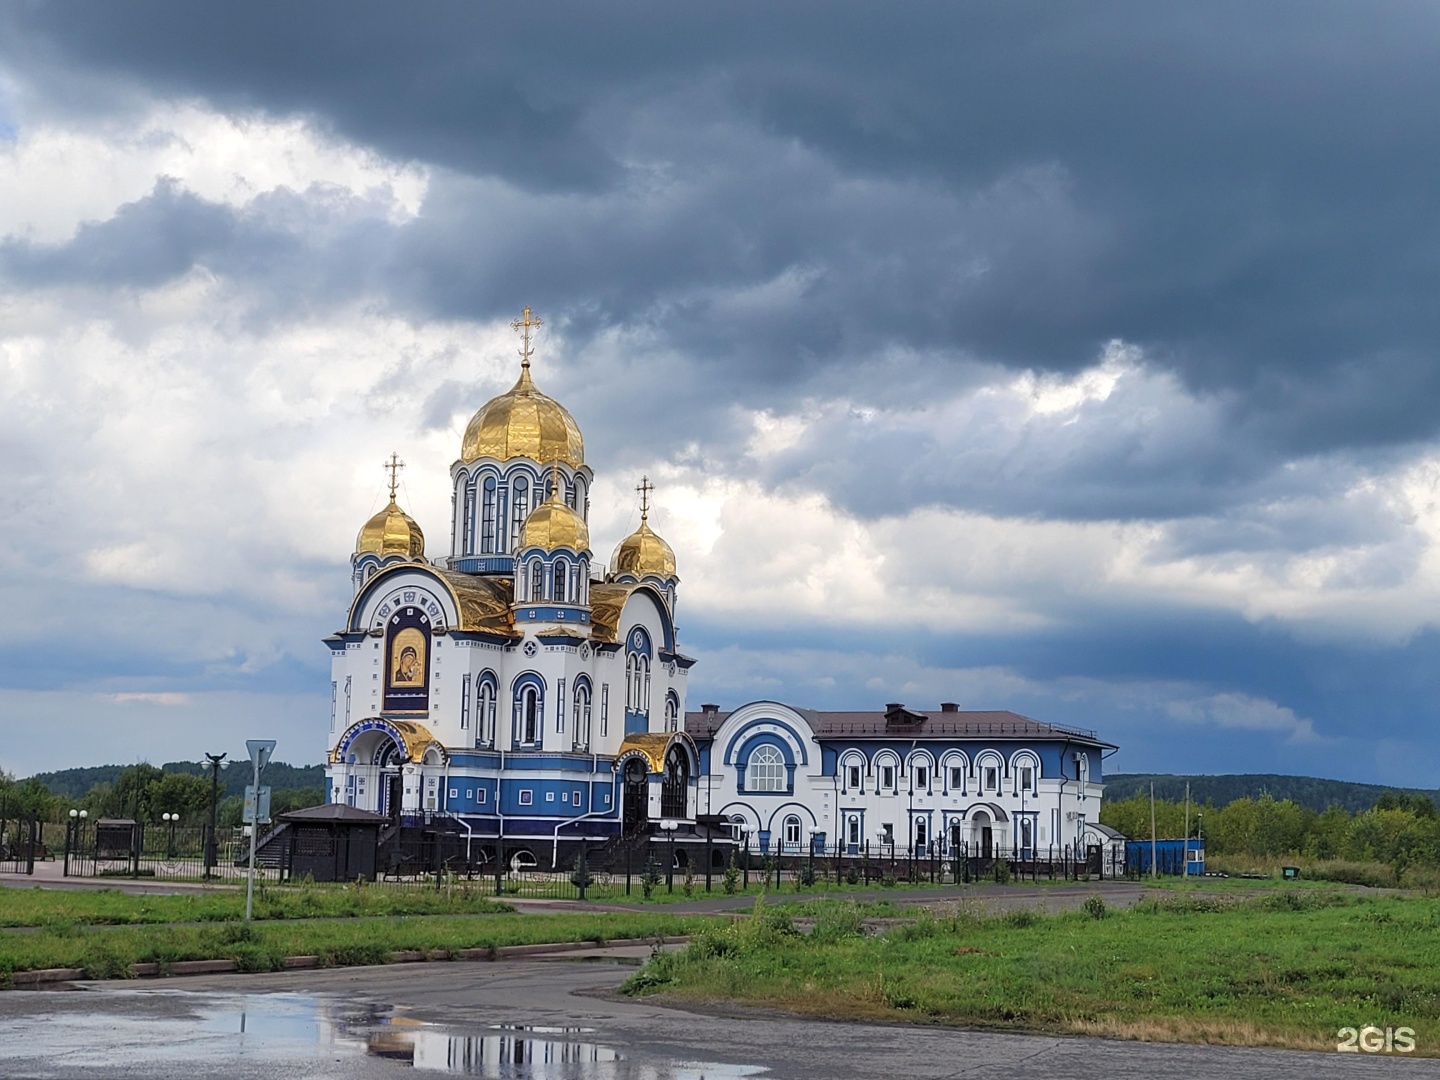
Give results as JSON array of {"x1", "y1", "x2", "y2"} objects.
[
  {"x1": 519, "y1": 686, "x2": 539, "y2": 744},
  {"x1": 329, "y1": 681, "x2": 337, "y2": 732},
  {"x1": 480, "y1": 477, "x2": 497, "y2": 553},
  {"x1": 847, "y1": 764, "x2": 861, "y2": 791},
  {"x1": 530, "y1": 560, "x2": 543, "y2": 602},
  {"x1": 477, "y1": 677, "x2": 496, "y2": 748},
  {"x1": 556, "y1": 677, "x2": 566, "y2": 733},
  {"x1": 460, "y1": 673, "x2": 471, "y2": 730},
  {"x1": 553, "y1": 561, "x2": 567, "y2": 603},
  {"x1": 1019, "y1": 765, "x2": 1034, "y2": 792},
  {"x1": 783, "y1": 816, "x2": 801, "y2": 851},
  {"x1": 665, "y1": 694, "x2": 678, "y2": 733},
  {"x1": 600, "y1": 684, "x2": 609, "y2": 737},
  {"x1": 574, "y1": 682, "x2": 592, "y2": 750},
  {"x1": 463, "y1": 482, "x2": 475, "y2": 554},
  {"x1": 510, "y1": 476, "x2": 529, "y2": 552}
]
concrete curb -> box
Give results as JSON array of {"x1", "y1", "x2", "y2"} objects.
[{"x1": 4, "y1": 935, "x2": 691, "y2": 987}]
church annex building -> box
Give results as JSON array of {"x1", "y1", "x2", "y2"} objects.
[{"x1": 324, "y1": 310, "x2": 1115, "y2": 869}]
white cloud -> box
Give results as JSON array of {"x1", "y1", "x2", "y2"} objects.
[{"x1": 0, "y1": 100, "x2": 429, "y2": 244}]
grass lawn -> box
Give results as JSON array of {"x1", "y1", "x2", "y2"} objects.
[
  {"x1": 0, "y1": 882, "x2": 514, "y2": 926},
  {"x1": 0, "y1": 910, "x2": 716, "y2": 982},
  {"x1": 624, "y1": 892, "x2": 1440, "y2": 1054}
]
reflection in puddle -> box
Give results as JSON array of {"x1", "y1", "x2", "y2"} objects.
[
  {"x1": 216, "y1": 995, "x2": 764, "y2": 1078},
  {"x1": 0, "y1": 992, "x2": 765, "y2": 1078}
]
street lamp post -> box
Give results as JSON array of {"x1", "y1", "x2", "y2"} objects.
[
  {"x1": 162, "y1": 813, "x2": 177, "y2": 858},
  {"x1": 204, "y1": 753, "x2": 227, "y2": 878},
  {"x1": 661, "y1": 820, "x2": 679, "y2": 893}
]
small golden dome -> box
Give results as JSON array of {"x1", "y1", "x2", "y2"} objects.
[
  {"x1": 460, "y1": 365, "x2": 585, "y2": 466},
  {"x1": 613, "y1": 517, "x2": 676, "y2": 579},
  {"x1": 356, "y1": 497, "x2": 426, "y2": 559},
  {"x1": 520, "y1": 477, "x2": 590, "y2": 552}
]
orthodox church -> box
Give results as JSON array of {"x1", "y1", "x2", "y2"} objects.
[{"x1": 325, "y1": 309, "x2": 1113, "y2": 871}]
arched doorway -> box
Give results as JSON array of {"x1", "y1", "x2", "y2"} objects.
[
  {"x1": 971, "y1": 809, "x2": 993, "y2": 859},
  {"x1": 660, "y1": 745, "x2": 688, "y2": 819},
  {"x1": 622, "y1": 757, "x2": 649, "y2": 835}
]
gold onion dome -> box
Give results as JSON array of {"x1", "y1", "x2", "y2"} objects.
[
  {"x1": 520, "y1": 472, "x2": 590, "y2": 552},
  {"x1": 356, "y1": 497, "x2": 426, "y2": 559},
  {"x1": 460, "y1": 365, "x2": 585, "y2": 466},
  {"x1": 613, "y1": 515, "x2": 676, "y2": 579}
]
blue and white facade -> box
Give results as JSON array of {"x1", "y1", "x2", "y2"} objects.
[
  {"x1": 689, "y1": 702, "x2": 1113, "y2": 859},
  {"x1": 325, "y1": 329, "x2": 699, "y2": 869},
  {"x1": 324, "y1": 315, "x2": 1116, "y2": 869}
]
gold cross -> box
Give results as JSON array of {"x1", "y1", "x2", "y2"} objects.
[
  {"x1": 385, "y1": 452, "x2": 404, "y2": 500},
  {"x1": 637, "y1": 475, "x2": 653, "y2": 519},
  {"x1": 510, "y1": 306, "x2": 543, "y2": 370}
]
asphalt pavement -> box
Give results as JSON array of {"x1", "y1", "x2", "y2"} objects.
[{"x1": 0, "y1": 954, "x2": 1432, "y2": 1079}]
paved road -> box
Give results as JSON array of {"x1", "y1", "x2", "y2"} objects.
[{"x1": 0, "y1": 956, "x2": 1430, "y2": 1079}]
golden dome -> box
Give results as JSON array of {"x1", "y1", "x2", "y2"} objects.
[
  {"x1": 520, "y1": 476, "x2": 590, "y2": 552},
  {"x1": 356, "y1": 497, "x2": 426, "y2": 559},
  {"x1": 460, "y1": 365, "x2": 584, "y2": 466},
  {"x1": 613, "y1": 516, "x2": 676, "y2": 579}
]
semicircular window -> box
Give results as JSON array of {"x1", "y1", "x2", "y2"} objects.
[{"x1": 747, "y1": 744, "x2": 787, "y2": 792}]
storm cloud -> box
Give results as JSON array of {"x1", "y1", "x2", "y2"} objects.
[{"x1": 1, "y1": 3, "x2": 1438, "y2": 783}]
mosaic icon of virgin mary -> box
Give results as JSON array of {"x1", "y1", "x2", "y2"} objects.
[{"x1": 389, "y1": 626, "x2": 427, "y2": 688}]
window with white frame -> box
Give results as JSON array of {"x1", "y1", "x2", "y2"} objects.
[
  {"x1": 880, "y1": 763, "x2": 896, "y2": 792},
  {"x1": 478, "y1": 676, "x2": 497, "y2": 748},
  {"x1": 747, "y1": 744, "x2": 787, "y2": 792},
  {"x1": 913, "y1": 765, "x2": 929, "y2": 791},
  {"x1": 1019, "y1": 765, "x2": 1034, "y2": 792},
  {"x1": 481, "y1": 476, "x2": 497, "y2": 553},
  {"x1": 984, "y1": 765, "x2": 998, "y2": 791},
  {"x1": 510, "y1": 476, "x2": 529, "y2": 553},
  {"x1": 552, "y1": 561, "x2": 567, "y2": 604},
  {"x1": 949, "y1": 766, "x2": 964, "y2": 791},
  {"x1": 530, "y1": 560, "x2": 543, "y2": 602},
  {"x1": 783, "y1": 815, "x2": 802, "y2": 851},
  {"x1": 847, "y1": 763, "x2": 862, "y2": 791},
  {"x1": 846, "y1": 815, "x2": 861, "y2": 848},
  {"x1": 573, "y1": 682, "x2": 592, "y2": 750},
  {"x1": 518, "y1": 685, "x2": 540, "y2": 744},
  {"x1": 665, "y1": 693, "x2": 678, "y2": 733}
]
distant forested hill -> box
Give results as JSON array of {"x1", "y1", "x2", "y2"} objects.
[
  {"x1": 1103, "y1": 773, "x2": 1440, "y2": 814},
  {"x1": 28, "y1": 760, "x2": 325, "y2": 799}
]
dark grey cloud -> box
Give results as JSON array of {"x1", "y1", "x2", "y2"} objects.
[{"x1": 5, "y1": 1, "x2": 1438, "y2": 474}]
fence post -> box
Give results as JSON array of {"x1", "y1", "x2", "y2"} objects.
[
  {"x1": 494, "y1": 845, "x2": 503, "y2": 896},
  {"x1": 576, "y1": 842, "x2": 588, "y2": 901},
  {"x1": 625, "y1": 840, "x2": 632, "y2": 896},
  {"x1": 131, "y1": 822, "x2": 142, "y2": 878},
  {"x1": 25, "y1": 816, "x2": 37, "y2": 876},
  {"x1": 704, "y1": 832, "x2": 713, "y2": 893}
]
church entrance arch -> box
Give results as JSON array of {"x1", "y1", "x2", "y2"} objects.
[
  {"x1": 660, "y1": 746, "x2": 688, "y2": 819},
  {"x1": 971, "y1": 810, "x2": 994, "y2": 859},
  {"x1": 622, "y1": 757, "x2": 649, "y2": 835}
]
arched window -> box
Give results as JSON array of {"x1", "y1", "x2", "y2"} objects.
[
  {"x1": 463, "y1": 479, "x2": 476, "y2": 554},
  {"x1": 842, "y1": 755, "x2": 864, "y2": 793},
  {"x1": 509, "y1": 476, "x2": 529, "y2": 553},
  {"x1": 477, "y1": 673, "x2": 498, "y2": 748},
  {"x1": 530, "y1": 559, "x2": 543, "y2": 602},
  {"x1": 552, "y1": 560, "x2": 567, "y2": 603},
  {"x1": 480, "y1": 476, "x2": 497, "y2": 553},
  {"x1": 915, "y1": 816, "x2": 929, "y2": 855},
  {"x1": 626, "y1": 653, "x2": 650, "y2": 715},
  {"x1": 665, "y1": 692, "x2": 679, "y2": 733},
  {"x1": 747, "y1": 744, "x2": 786, "y2": 792},
  {"x1": 514, "y1": 680, "x2": 542, "y2": 746},
  {"x1": 783, "y1": 815, "x2": 802, "y2": 852},
  {"x1": 572, "y1": 680, "x2": 592, "y2": 750}
]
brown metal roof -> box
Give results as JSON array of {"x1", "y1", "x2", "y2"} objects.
[{"x1": 684, "y1": 706, "x2": 1110, "y2": 746}]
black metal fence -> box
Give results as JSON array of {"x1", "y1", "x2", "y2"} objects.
[{"x1": 44, "y1": 820, "x2": 264, "y2": 881}]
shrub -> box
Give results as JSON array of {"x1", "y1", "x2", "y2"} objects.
[
  {"x1": 1082, "y1": 895, "x2": 1107, "y2": 920},
  {"x1": 993, "y1": 860, "x2": 1011, "y2": 885},
  {"x1": 640, "y1": 857, "x2": 663, "y2": 900},
  {"x1": 722, "y1": 857, "x2": 740, "y2": 895}
]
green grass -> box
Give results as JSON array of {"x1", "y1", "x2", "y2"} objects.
[
  {"x1": 624, "y1": 893, "x2": 1440, "y2": 1054},
  {"x1": 0, "y1": 882, "x2": 514, "y2": 927},
  {"x1": 0, "y1": 910, "x2": 716, "y2": 982}
]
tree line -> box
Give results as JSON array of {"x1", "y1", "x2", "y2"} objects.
[
  {"x1": 1101, "y1": 790, "x2": 1440, "y2": 878},
  {"x1": 0, "y1": 763, "x2": 324, "y2": 828}
]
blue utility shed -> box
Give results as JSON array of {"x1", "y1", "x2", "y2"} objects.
[{"x1": 1125, "y1": 838, "x2": 1205, "y2": 876}]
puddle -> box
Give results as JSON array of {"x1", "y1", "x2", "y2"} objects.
[{"x1": 0, "y1": 992, "x2": 768, "y2": 1078}]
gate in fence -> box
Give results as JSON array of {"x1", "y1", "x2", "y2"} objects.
[{"x1": 0, "y1": 814, "x2": 42, "y2": 874}]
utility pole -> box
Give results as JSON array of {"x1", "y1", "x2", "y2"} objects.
[
  {"x1": 1184, "y1": 782, "x2": 1192, "y2": 878},
  {"x1": 244, "y1": 740, "x2": 276, "y2": 921}
]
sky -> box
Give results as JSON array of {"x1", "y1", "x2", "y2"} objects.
[{"x1": 1, "y1": 3, "x2": 1439, "y2": 784}]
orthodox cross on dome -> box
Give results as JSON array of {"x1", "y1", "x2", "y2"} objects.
[
  {"x1": 384, "y1": 452, "x2": 405, "y2": 500},
  {"x1": 511, "y1": 306, "x2": 543, "y2": 371},
  {"x1": 549, "y1": 459, "x2": 563, "y2": 502},
  {"x1": 637, "y1": 475, "x2": 654, "y2": 521}
]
